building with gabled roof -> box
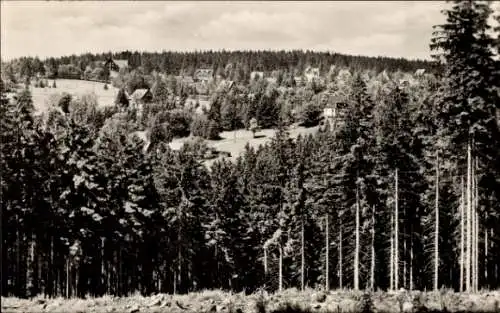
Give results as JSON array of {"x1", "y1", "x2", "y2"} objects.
[
  {"x1": 194, "y1": 68, "x2": 214, "y2": 82},
  {"x1": 104, "y1": 58, "x2": 129, "y2": 72},
  {"x1": 304, "y1": 66, "x2": 320, "y2": 83}
]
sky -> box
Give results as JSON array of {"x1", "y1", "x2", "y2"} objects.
[{"x1": 1, "y1": 1, "x2": 498, "y2": 61}]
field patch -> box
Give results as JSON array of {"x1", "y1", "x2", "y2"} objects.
[{"x1": 26, "y1": 79, "x2": 118, "y2": 113}]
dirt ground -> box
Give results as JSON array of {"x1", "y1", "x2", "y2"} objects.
[{"x1": 2, "y1": 289, "x2": 500, "y2": 313}]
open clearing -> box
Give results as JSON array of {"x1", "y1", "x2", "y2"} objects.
[
  {"x1": 168, "y1": 125, "x2": 320, "y2": 166},
  {"x1": 2, "y1": 289, "x2": 500, "y2": 313},
  {"x1": 27, "y1": 79, "x2": 118, "y2": 113}
]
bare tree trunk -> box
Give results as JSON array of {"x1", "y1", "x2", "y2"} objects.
[
  {"x1": 66, "y1": 258, "x2": 69, "y2": 298},
  {"x1": 370, "y1": 206, "x2": 375, "y2": 291},
  {"x1": 278, "y1": 245, "x2": 283, "y2": 292},
  {"x1": 50, "y1": 235, "x2": 54, "y2": 297},
  {"x1": 390, "y1": 212, "x2": 394, "y2": 291},
  {"x1": 485, "y1": 227, "x2": 488, "y2": 289},
  {"x1": 354, "y1": 185, "x2": 360, "y2": 291},
  {"x1": 339, "y1": 223, "x2": 343, "y2": 289},
  {"x1": 263, "y1": 247, "x2": 268, "y2": 276},
  {"x1": 460, "y1": 176, "x2": 465, "y2": 292},
  {"x1": 474, "y1": 157, "x2": 479, "y2": 292},
  {"x1": 301, "y1": 218, "x2": 305, "y2": 291},
  {"x1": 410, "y1": 232, "x2": 413, "y2": 291},
  {"x1": 434, "y1": 151, "x2": 439, "y2": 291},
  {"x1": 395, "y1": 168, "x2": 399, "y2": 290},
  {"x1": 466, "y1": 141, "x2": 472, "y2": 292},
  {"x1": 472, "y1": 160, "x2": 476, "y2": 292},
  {"x1": 27, "y1": 232, "x2": 36, "y2": 297},
  {"x1": 16, "y1": 214, "x2": 20, "y2": 297},
  {"x1": 325, "y1": 214, "x2": 329, "y2": 291}
]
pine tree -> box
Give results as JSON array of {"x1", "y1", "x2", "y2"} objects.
[{"x1": 431, "y1": 0, "x2": 500, "y2": 291}]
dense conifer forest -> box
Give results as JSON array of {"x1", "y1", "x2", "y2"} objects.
[{"x1": 1, "y1": 0, "x2": 499, "y2": 300}]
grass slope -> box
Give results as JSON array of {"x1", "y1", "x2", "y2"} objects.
[
  {"x1": 168, "y1": 125, "x2": 320, "y2": 167},
  {"x1": 27, "y1": 79, "x2": 118, "y2": 113},
  {"x1": 2, "y1": 289, "x2": 500, "y2": 313}
]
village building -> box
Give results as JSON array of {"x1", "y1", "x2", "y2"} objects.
[
  {"x1": 415, "y1": 69, "x2": 426, "y2": 76},
  {"x1": 194, "y1": 69, "x2": 214, "y2": 83},
  {"x1": 323, "y1": 96, "x2": 348, "y2": 129},
  {"x1": 250, "y1": 71, "x2": 264, "y2": 81},
  {"x1": 104, "y1": 58, "x2": 129, "y2": 73},
  {"x1": 294, "y1": 76, "x2": 304, "y2": 86},
  {"x1": 304, "y1": 67, "x2": 320, "y2": 83},
  {"x1": 128, "y1": 88, "x2": 152, "y2": 119},
  {"x1": 265, "y1": 77, "x2": 277, "y2": 85}
]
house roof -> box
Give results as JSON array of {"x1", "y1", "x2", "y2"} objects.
[
  {"x1": 194, "y1": 69, "x2": 213, "y2": 80},
  {"x1": 113, "y1": 59, "x2": 129, "y2": 69},
  {"x1": 130, "y1": 88, "x2": 150, "y2": 100}
]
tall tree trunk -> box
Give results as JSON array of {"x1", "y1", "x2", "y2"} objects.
[
  {"x1": 390, "y1": 212, "x2": 394, "y2": 291},
  {"x1": 434, "y1": 151, "x2": 439, "y2": 291},
  {"x1": 410, "y1": 231, "x2": 413, "y2": 291},
  {"x1": 466, "y1": 140, "x2": 472, "y2": 292},
  {"x1": 395, "y1": 168, "x2": 399, "y2": 290},
  {"x1": 474, "y1": 157, "x2": 479, "y2": 292},
  {"x1": 460, "y1": 176, "x2": 465, "y2": 292},
  {"x1": 485, "y1": 227, "x2": 488, "y2": 289},
  {"x1": 370, "y1": 206, "x2": 375, "y2": 291},
  {"x1": 325, "y1": 213, "x2": 329, "y2": 291},
  {"x1": 27, "y1": 231, "x2": 36, "y2": 297},
  {"x1": 66, "y1": 258, "x2": 69, "y2": 298},
  {"x1": 50, "y1": 235, "x2": 54, "y2": 297},
  {"x1": 16, "y1": 214, "x2": 20, "y2": 297},
  {"x1": 354, "y1": 184, "x2": 360, "y2": 290},
  {"x1": 263, "y1": 247, "x2": 268, "y2": 276},
  {"x1": 101, "y1": 238, "x2": 105, "y2": 295},
  {"x1": 339, "y1": 223, "x2": 343, "y2": 289},
  {"x1": 301, "y1": 218, "x2": 305, "y2": 291},
  {"x1": 278, "y1": 245, "x2": 283, "y2": 292},
  {"x1": 472, "y1": 159, "x2": 476, "y2": 292}
]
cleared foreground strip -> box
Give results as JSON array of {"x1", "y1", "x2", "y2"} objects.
[{"x1": 2, "y1": 289, "x2": 500, "y2": 313}]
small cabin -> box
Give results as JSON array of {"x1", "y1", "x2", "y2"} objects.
[
  {"x1": 250, "y1": 71, "x2": 264, "y2": 81},
  {"x1": 104, "y1": 58, "x2": 129, "y2": 72},
  {"x1": 304, "y1": 67, "x2": 320, "y2": 83},
  {"x1": 194, "y1": 69, "x2": 214, "y2": 82},
  {"x1": 129, "y1": 88, "x2": 152, "y2": 118}
]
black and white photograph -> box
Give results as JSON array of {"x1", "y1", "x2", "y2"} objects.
[{"x1": 1, "y1": 1, "x2": 500, "y2": 312}]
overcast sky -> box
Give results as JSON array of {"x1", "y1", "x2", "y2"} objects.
[{"x1": 1, "y1": 1, "x2": 497, "y2": 61}]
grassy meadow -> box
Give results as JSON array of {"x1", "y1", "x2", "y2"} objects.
[{"x1": 2, "y1": 289, "x2": 500, "y2": 313}]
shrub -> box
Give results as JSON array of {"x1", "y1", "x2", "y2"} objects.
[
  {"x1": 104, "y1": 83, "x2": 109, "y2": 90},
  {"x1": 298, "y1": 102, "x2": 322, "y2": 127}
]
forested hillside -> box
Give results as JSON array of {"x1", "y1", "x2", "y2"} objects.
[{"x1": 1, "y1": 0, "x2": 499, "y2": 300}]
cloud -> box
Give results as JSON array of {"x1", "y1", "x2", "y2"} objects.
[{"x1": 1, "y1": 1, "x2": 452, "y2": 60}]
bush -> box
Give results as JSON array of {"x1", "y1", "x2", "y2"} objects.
[
  {"x1": 104, "y1": 84, "x2": 109, "y2": 90},
  {"x1": 298, "y1": 102, "x2": 322, "y2": 127}
]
